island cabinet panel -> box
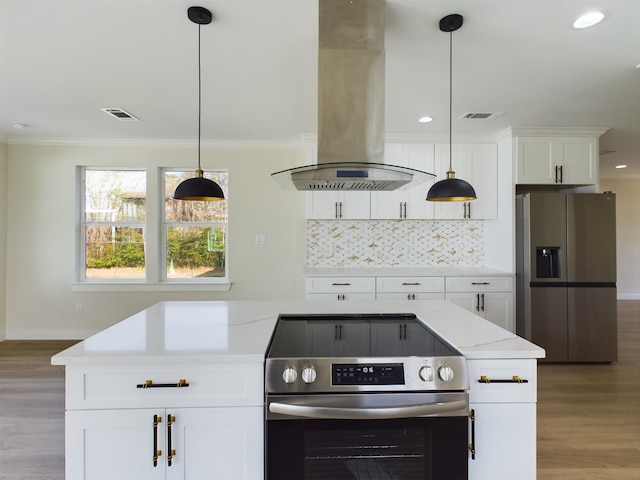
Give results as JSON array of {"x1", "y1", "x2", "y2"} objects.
[
  {"x1": 66, "y1": 407, "x2": 262, "y2": 480},
  {"x1": 467, "y1": 359, "x2": 537, "y2": 480},
  {"x1": 64, "y1": 363, "x2": 264, "y2": 480},
  {"x1": 65, "y1": 363, "x2": 263, "y2": 410}
]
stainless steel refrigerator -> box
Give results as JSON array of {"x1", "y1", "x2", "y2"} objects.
[{"x1": 516, "y1": 192, "x2": 617, "y2": 362}]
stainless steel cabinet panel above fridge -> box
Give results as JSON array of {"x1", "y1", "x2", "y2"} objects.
[{"x1": 516, "y1": 193, "x2": 617, "y2": 362}]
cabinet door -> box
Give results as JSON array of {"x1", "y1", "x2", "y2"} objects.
[
  {"x1": 370, "y1": 143, "x2": 435, "y2": 219},
  {"x1": 468, "y1": 403, "x2": 536, "y2": 480},
  {"x1": 559, "y1": 137, "x2": 597, "y2": 184},
  {"x1": 433, "y1": 144, "x2": 497, "y2": 219},
  {"x1": 446, "y1": 292, "x2": 514, "y2": 331},
  {"x1": 306, "y1": 191, "x2": 370, "y2": 219},
  {"x1": 516, "y1": 137, "x2": 556, "y2": 184},
  {"x1": 66, "y1": 409, "x2": 165, "y2": 480},
  {"x1": 167, "y1": 407, "x2": 263, "y2": 480},
  {"x1": 482, "y1": 292, "x2": 514, "y2": 332}
]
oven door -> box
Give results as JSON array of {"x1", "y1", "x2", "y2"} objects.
[{"x1": 266, "y1": 392, "x2": 469, "y2": 480}]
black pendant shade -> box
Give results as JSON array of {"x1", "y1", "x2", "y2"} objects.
[
  {"x1": 173, "y1": 169, "x2": 225, "y2": 201},
  {"x1": 426, "y1": 14, "x2": 476, "y2": 203},
  {"x1": 174, "y1": 6, "x2": 225, "y2": 202},
  {"x1": 426, "y1": 171, "x2": 477, "y2": 202}
]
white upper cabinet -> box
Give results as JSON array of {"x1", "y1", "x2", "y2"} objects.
[
  {"x1": 306, "y1": 190, "x2": 371, "y2": 219},
  {"x1": 515, "y1": 132, "x2": 602, "y2": 185},
  {"x1": 370, "y1": 143, "x2": 436, "y2": 219},
  {"x1": 433, "y1": 144, "x2": 498, "y2": 220},
  {"x1": 304, "y1": 145, "x2": 371, "y2": 219}
]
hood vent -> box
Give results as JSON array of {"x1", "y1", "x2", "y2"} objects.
[{"x1": 272, "y1": 0, "x2": 435, "y2": 192}]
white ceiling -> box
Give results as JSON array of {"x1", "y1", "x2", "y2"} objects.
[{"x1": 1, "y1": 0, "x2": 639, "y2": 177}]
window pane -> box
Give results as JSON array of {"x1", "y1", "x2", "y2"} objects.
[
  {"x1": 85, "y1": 170, "x2": 146, "y2": 222},
  {"x1": 166, "y1": 226, "x2": 226, "y2": 279},
  {"x1": 85, "y1": 226, "x2": 145, "y2": 279},
  {"x1": 165, "y1": 171, "x2": 228, "y2": 222}
]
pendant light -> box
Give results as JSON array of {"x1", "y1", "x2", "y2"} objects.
[
  {"x1": 426, "y1": 14, "x2": 476, "y2": 202},
  {"x1": 174, "y1": 6, "x2": 225, "y2": 201}
]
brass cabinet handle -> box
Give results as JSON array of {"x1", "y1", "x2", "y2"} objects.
[
  {"x1": 152, "y1": 414, "x2": 162, "y2": 467},
  {"x1": 167, "y1": 415, "x2": 176, "y2": 467},
  {"x1": 468, "y1": 409, "x2": 476, "y2": 460},
  {"x1": 478, "y1": 375, "x2": 529, "y2": 384},
  {"x1": 137, "y1": 379, "x2": 189, "y2": 389}
]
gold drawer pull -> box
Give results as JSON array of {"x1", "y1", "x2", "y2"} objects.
[
  {"x1": 479, "y1": 375, "x2": 529, "y2": 384},
  {"x1": 137, "y1": 379, "x2": 190, "y2": 389}
]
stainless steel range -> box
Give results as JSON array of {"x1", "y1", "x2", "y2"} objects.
[{"x1": 264, "y1": 313, "x2": 470, "y2": 480}]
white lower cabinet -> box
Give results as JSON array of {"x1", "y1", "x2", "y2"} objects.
[
  {"x1": 467, "y1": 359, "x2": 537, "y2": 480},
  {"x1": 63, "y1": 363, "x2": 264, "y2": 480},
  {"x1": 375, "y1": 276, "x2": 445, "y2": 301},
  {"x1": 305, "y1": 276, "x2": 376, "y2": 301},
  {"x1": 445, "y1": 276, "x2": 514, "y2": 332},
  {"x1": 468, "y1": 403, "x2": 536, "y2": 480},
  {"x1": 66, "y1": 406, "x2": 262, "y2": 480}
]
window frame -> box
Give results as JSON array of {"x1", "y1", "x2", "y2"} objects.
[
  {"x1": 74, "y1": 166, "x2": 230, "y2": 291},
  {"x1": 161, "y1": 168, "x2": 229, "y2": 284}
]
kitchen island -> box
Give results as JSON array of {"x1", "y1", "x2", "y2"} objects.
[{"x1": 52, "y1": 300, "x2": 544, "y2": 480}]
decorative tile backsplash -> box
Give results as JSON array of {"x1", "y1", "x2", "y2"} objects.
[{"x1": 307, "y1": 220, "x2": 484, "y2": 268}]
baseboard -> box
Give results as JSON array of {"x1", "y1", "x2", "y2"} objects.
[
  {"x1": 618, "y1": 294, "x2": 640, "y2": 300},
  {"x1": 5, "y1": 330, "x2": 96, "y2": 340}
]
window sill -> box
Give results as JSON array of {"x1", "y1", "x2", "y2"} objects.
[{"x1": 70, "y1": 282, "x2": 232, "y2": 292}]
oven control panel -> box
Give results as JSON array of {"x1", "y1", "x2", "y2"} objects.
[
  {"x1": 265, "y1": 357, "x2": 469, "y2": 393},
  {"x1": 332, "y1": 363, "x2": 404, "y2": 386}
]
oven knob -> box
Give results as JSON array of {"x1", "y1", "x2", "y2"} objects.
[
  {"x1": 301, "y1": 366, "x2": 317, "y2": 384},
  {"x1": 438, "y1": 365, "x2": 455, "y2": 382},
  {"x1": 418, "y1": 365, "x2": 433, "y2": 382},
  {"x1": 282, "y1": 366, "x2": 297, "y2": 384}
]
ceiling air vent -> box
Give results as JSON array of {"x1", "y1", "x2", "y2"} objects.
[
  {"x1": 100, "y1": 108, "x2": 139, "y2": 121},
  {"x1": 460, "y1": 112, "x2": 503, "y2": 120}
]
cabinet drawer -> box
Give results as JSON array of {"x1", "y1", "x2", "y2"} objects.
[
  {"x1": 445, "y1": 276, "x2": 513, "y2": 293},
  {"x1": 65, "y1": 363, "x2": 263, "y2": 410},
  {"x1": 376, "y1": 276, "x2": 444, "y2": 293},
  {"x1": 468, "y1": 359, "x2": 537, "y2": 403},
  {"x1": 306, "y1": 277, "x2": 375, "y2": 294},
  {"x1": 306, "y1": 293, "x2": 376, "y2": 301},
  {"x1": 376, "y1": 292, "x2": 444, "y2": 301}
]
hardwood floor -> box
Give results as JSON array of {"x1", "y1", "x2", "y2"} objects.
[
  {"x1": 0, "y1": 340, "x2": 76, "y2": 480},
  {"x1": 537, "y1": 300, "x2": 640, "y2": 480},
  {"x1": 0, "y1": 302, "x2": 638, "y2": 479}
]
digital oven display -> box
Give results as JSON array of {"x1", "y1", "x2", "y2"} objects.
[{"x1": 332, "y1": 363, "x2": 405, "y2": 386}]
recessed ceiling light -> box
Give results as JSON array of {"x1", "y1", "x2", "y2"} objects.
[
  {"x1": 573, "y1": 11, "x2": 605, "y2": 29},
  {"x1": 615, "y1": 164, "x2": 627, "y2": 169},
  {"x1": 418, "y1": 116, "x2": 434, "y2": 123}
]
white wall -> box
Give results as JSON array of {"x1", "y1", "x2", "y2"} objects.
[
  {"x1": 0, "y1": 142, "x2": 7, "y2": 340},
  {"x1": 599, "y1": 178, "x2": 640, "y2": 299},
  {"x1": 4, "y1": 142, "x2": 308, "y2": 339}
]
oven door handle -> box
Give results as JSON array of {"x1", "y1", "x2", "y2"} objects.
[{"x1": 268, "y1": 399, "x2": 467, "y2": 420}]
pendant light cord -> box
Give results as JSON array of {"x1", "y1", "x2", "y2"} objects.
[
  {"x1": 197, "y1": 22, "x2": 202, "y2": 174},
  {"x1": 448, "y1": 28, "x2": 453, "y2": 172}
]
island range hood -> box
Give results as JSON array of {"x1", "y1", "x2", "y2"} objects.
[{"x1": 271, "y1": 0, "x2": 435, "y2": 192}]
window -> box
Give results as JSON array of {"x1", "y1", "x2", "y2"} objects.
[
  {"x1": 79, "y1": 168, "x2": 228, "y2": 285},
  {"x1": 82, "y1": 169, "x2": 146, "y2": 280},
  {"x1": 163, "y1": 170, "x2": 228, "y2": 281}
]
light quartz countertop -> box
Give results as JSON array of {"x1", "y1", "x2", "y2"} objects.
[
  {"x1": 52, "y1": 300, "x2": 544, "y2": 366},
  {"x1": 303, "y1": 267, "x2": 513, "y2": 277}
]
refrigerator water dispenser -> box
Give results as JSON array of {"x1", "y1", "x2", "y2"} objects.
[{"x1": 536, "y1": 247, "x2": 561, "y2": 278}]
